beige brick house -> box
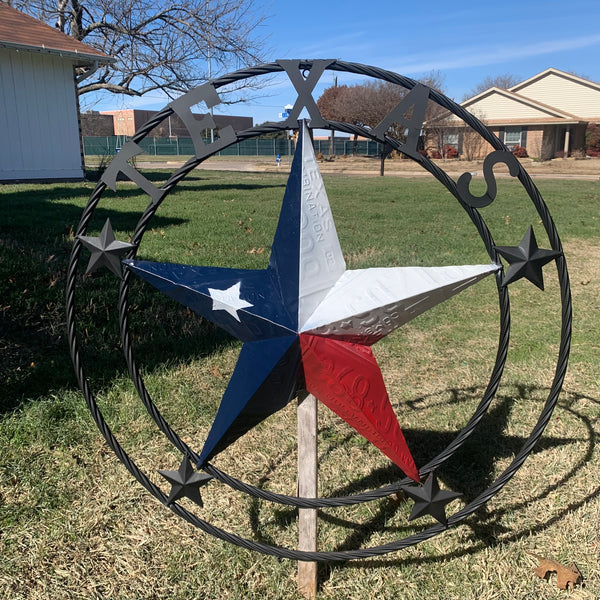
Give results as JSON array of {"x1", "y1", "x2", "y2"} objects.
[{"x1": 427, "y1": 68, "x2": 600, "y2": 160}]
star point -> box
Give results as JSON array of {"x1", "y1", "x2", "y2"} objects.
[
  {"x1": 158, "y1": 456, "x2": 212, "y2": 507},
  {"x1": 79, "y1": 218, "x2": 135, "y2": 278},
  {"x1": 401, "y1": 473, "x2": 462, "y2": 526},
  {"x1": 495, "y1": 225, "x2": 561, "y2": 290}
]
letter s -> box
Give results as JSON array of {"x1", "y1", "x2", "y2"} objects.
[{"x1": 457, "y1": 150, "x2": 520, "y2": 208}]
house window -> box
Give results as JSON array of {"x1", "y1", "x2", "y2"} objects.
[
  {"x1": 504, "y1": 127, "x2": 522, "y2": 149},
  {"x1": 445, "y1": 133, "x2": 459, "y2": 149}
]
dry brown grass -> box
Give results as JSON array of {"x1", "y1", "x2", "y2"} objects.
[
  {"x1": 1, "y1": 180, "x2": 598, "y2": 599},
  {"x1": 2, "y1": 384, "x2": 599, "y2": 599}
]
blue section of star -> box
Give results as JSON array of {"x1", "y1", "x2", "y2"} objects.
[
  {"x1": 125, "y1": 127, "x2": 313, "y2": 467},
  {"x1": 124, "y1": 261, "x2": 296, "y2": 341}
]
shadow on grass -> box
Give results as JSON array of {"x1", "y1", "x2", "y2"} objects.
[
  {"x1": 0, "y1": 185, "x2": 237, "y2": 413},
  {"x1": 315, "y1": 388, "x2": 597, "y2": 581},
  {"x1": 241, "y1": 386, "x2": 597, "y2": 584},
  {"x1": 0, "y1": 188, "x2": 182, "y2": 411},
  {"x1": 84, "y1": 167, "x2": 287, "y2": 192},
  {"x1": 0, "y1": 283, "x2": 235, "y2": 414},
  {"x1": 0, "y1": 185, "x2": 188, "y2": 240},
  {"x1": 0, "y1": 168, "x2": 290, "y2": 413}
]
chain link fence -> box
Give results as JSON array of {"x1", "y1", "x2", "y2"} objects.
[{"x1": 83, "y1": 136, "x2": 383, "y2": 158}]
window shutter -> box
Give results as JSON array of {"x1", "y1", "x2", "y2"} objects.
[
  {"x1": 521, "y1": 126, "x2": 527, "y2": 149},
  {"x1": 498, "y1": 127, "x2": 505, "y2": 143}
]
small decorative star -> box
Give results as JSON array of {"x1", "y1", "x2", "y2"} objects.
[
  {"x1": 208, "y1": 282, "x2": 253, "y2": 321},
  {"x1": 158, "y1": 456, "x2": 212, "y2": 507},
  {"x1": 495, "y1": 226, "x2": 561, "y2": 290},
  {"x1": 78, "y1": 218, "x2": 135, "y2": 278},
  {"x1": 401, "y1": 473, "x2": 462, "y2": 526}
]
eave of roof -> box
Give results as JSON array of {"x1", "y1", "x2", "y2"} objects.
[
  {"x1": 477, "y1": 117, "x2": 587, "y2": 126},
  {"x1": 462, "y1": 87, "x2": 583, "y2": 121},
  {"x1": 0, "y1": 3, "x2": 114, "y2": 65},
  {"x1": 0, "y1": 39, "x2": 115, "y2": 64},
  {"x1": 509, "y1": 67, "x2": 600, "y2": 94}
]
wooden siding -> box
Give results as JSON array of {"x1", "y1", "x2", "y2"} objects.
[
  {"x1": 0, "y1": 49, "x2": 83, "y2": 180},
  {"x1": 512, "y1": 72, "x2": 600, "y2": 121},
  {"x1": 467, "y1": 92, "x2": 566, "y2": 122}
]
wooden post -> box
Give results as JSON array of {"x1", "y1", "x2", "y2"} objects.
[{"x1": 297, "y1": 392, "x2": 318, "y2": 599}]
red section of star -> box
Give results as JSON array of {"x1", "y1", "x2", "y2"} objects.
[{"x1": 299, "y1": 333, "x2": 419, "y2": 482}]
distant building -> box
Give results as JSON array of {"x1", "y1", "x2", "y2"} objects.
[
  {"x1": 0, "y1": 3, "x2": 113, "y2": 181},
  {"x1": 427, "y1": 68, "x2": 600, "y2": 160},
  {"x1": 80, "y1": 112, "x2": 115, "y2": 137},
  {"x1": 84, "y1": 109, "x2": 253, "y2": 138}
]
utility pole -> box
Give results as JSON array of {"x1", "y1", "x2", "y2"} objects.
[{"x1": 207, "y1": 0, "x2": 214, "y2": 143}]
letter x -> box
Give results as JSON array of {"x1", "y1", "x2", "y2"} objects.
[{"x1": 278, "y1": 60, "x2": 335, "y2": 128}]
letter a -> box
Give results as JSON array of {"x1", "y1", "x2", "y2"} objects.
[{"x1": 373, "y1": 83, "x2": 429, "y2": 159}]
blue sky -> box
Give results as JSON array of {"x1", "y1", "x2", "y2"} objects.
[{"x1": 87, "y1": 0, "x2": 600, "y2": 125}]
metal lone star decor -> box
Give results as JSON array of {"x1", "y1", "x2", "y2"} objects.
[
  {"x1": 67, "y1": 59, "x2": 571, "y2": 567},
  {"x1": 124, "y1": 121, "x2": 498, "y2": 483},
  {"x1": 401, "y1": 473, "x2": 463, "y2": 526},
  {"x1": 158, "y1": 456, "x2": 212, "y2": 507},
  {"x1": 495, "y1": 225, "x2": 562, "y2": 290}
]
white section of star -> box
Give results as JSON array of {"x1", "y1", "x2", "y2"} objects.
[
  {"x1": 208, "y1": 282, "x2": 253, "y2": 321},
  {"x1": 292, "y1": 121, "x2": 500, "y2": 340},
  {"x1": 297, "y1": 130, "x2": 346, "y2": 328},
  {"x1": 300, "y1": 264, "x2": 500, "y2": 338}
]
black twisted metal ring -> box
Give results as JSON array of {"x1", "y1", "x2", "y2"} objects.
[{"x1": 66, "y1": 59, "x2": 571, "y2": 558}]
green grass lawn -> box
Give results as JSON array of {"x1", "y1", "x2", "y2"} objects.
[{"x1": 0, "y1": 170, "x2": 599, "y2": 599}]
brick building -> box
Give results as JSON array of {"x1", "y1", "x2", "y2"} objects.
[
  {"x1": 80, "y1": 112, "x2": 114, "y2": 136},
  {"x1": 83, "y1": 109, "x2": 252, "y2": 138}
]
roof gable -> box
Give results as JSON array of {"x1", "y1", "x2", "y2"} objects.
[
  {"x1": 461, "y1": 87, "x2": 583, "y2": 125},
  {"x1": 0, "y1": 3, "x2": 113, "y2": 64},
  {"x1": 508, "y1": 68, "x2": 600, "y2": 120},
  {"x1": 509, "y1": 67, "x2": 600, "y2": 94}
]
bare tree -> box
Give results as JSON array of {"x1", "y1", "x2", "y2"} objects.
[
  {"x1": 316, "y1": 82, "x2": 347, "y2": 155},
  {"x1": 458, "y1": 109, "x2": 489, "y2": 161},
  {"x1": 421, "y1": 109, "x2": 451, "y2": 159},
  {"x1": 6, "y1": 0, "x2": 267, "y2": 97},
  {"x1": 463, "y1": 73, "x2": 521, "y2": 100},
  {"x1": 317, "y1": 72, "x2": 446, "y2": 174}
]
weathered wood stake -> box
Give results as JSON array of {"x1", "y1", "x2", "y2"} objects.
[{"x1": 297, "y1": 392, "x2": 318, "y2": 599}]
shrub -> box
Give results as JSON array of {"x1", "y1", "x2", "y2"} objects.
[
  {"x1": 316, "y1": 152, "x2": 324, "y2": 161},
  {"x1": 554, "y1": 150, "x2": 565, "y2": 159},
  {"x1": 443, "y1": 145, "x2": 459, "y2": 159},
  {"x1": 429, "y1": 150, "x2": 442, "y2": 159},
  {"x1": 586, "y1": 123, "x2": 600, "y2": 154},
  {"x1": 512, "y1": 145, "x2": 528, "y2": 158},
  {"x1": 85, "y1": 152, "x2": 112, "y2": 182}
]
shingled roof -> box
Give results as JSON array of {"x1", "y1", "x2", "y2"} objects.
[{"x1": 0, "y1": 3, "x2": 113, "y2": 64}]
